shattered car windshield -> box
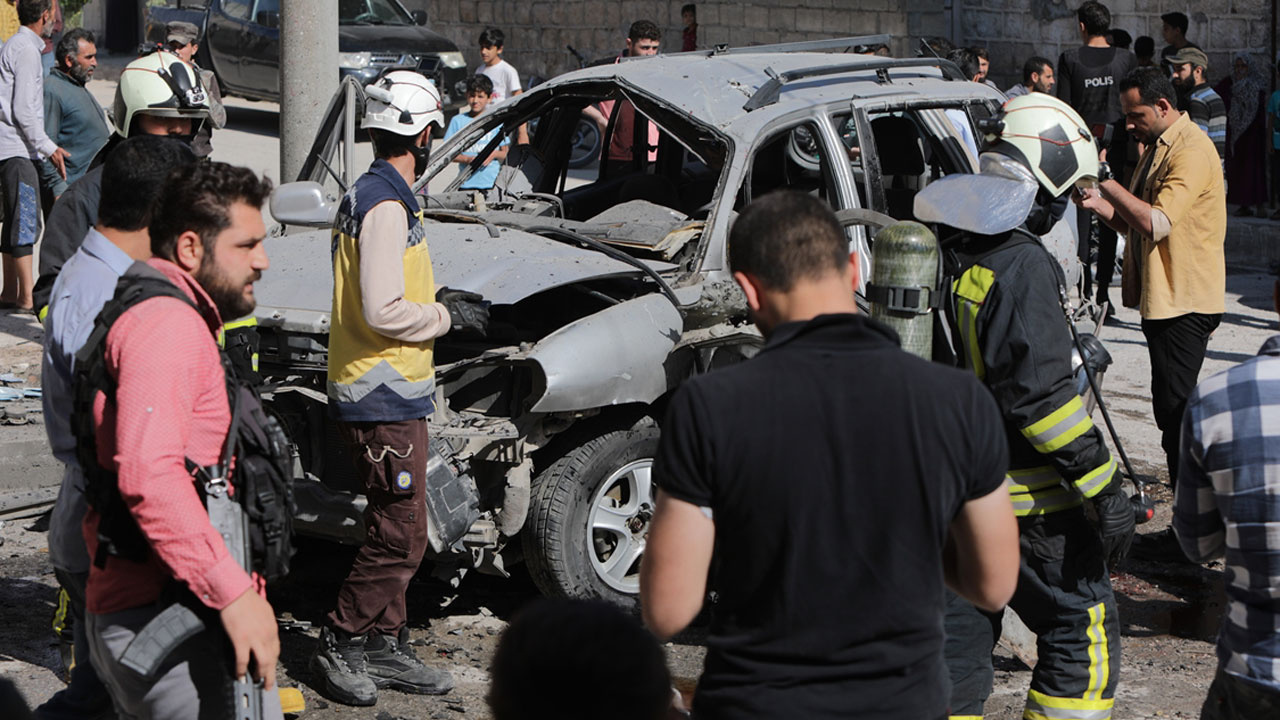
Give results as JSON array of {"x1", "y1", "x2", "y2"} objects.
[{"x1": 423, "y1": 85, "x2": 729, "y2": 266}]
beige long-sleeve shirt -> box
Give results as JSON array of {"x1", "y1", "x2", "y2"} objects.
[{"x1": 358, "y1": 200, "x2": 451, "y2": 341}]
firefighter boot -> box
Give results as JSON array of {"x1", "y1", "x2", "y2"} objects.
[
  {"x1": 364, "y1": 627, "x2": 454, "y2": 695},
  {"x1": 310, "y1": 627, "x2": 377, "y2": 706}
]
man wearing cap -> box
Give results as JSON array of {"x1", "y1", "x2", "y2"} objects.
[
  {"x1": 1169, "y1": 47, "x2": 1225, "y2": 163},
  {"x1": 165, "y1": 20, "x2": 224, "y2": 158}
]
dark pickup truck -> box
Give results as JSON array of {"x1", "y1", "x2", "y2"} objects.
[{"x1": 146, "y1": 0, "x2": 468, "y2": 111}]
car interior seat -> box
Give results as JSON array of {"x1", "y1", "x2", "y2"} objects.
[
  {"x1": 870, "y1": 116, "x2": 927, "y2": 220},
  {"x1": 492, "y1": 144, "x2": 545, "y2": 198}
]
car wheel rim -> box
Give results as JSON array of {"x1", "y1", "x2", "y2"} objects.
[{"x1": 586, "y1": 458, "x2": 653, "y2": 594}]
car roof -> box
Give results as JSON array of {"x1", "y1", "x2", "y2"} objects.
[{"x1": 540, "y1": 50, "x2": 1008, "y2": 134}]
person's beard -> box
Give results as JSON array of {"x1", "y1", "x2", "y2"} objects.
[
  {"x1": 195, "y1": 252, "x2": 260, "y2": 320},
  {"x1": 67, "y1": 63, "x2": 90, "y2": 85}
]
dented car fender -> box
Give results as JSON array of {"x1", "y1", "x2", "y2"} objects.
[{"x1": 525, "y1": 294, "x2": 683, "y2": 413}]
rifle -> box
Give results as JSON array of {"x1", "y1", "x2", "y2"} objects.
[{"x1": 116, "y1": 469, "x2": 265, "y2": 720}]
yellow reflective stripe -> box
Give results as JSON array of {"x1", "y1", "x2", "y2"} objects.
[
  {"x1": 1025, "y1": 689, "x2": 1113, "y2": 720},
  {"x1": 224, "y1": 315, "x2": 259, "y2": 331},
  {"x1": 221, "y1": 318, "x2": 259, "y2": 367},
  {"x1": 1022, "y1": 396, "x2": 1094, "y2": 453},
  {"x1": 955, "y1": 265, "x2": 996, "y2": 303},
  {"x1": 953, "y1": 266, "x2": 995, "y2": 381},
  {"x1": 1074, "y1": 456, "x2": 1117, "y2": 499},
  {"x1": 1007, "y1": 466, "x2": 1062, "y2": 493},
  {"x1": 1008, "y1": 486, "x2": 1083, "y2": 516},
  {"x1": 52, "y1": 587, "x2": 69, "y2": 634},
  {"x1": 1085, "y1": 603, "x2": 1111, "y2": 700}
]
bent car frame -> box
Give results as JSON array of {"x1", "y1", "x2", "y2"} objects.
[{"x1": 256, "y1": 36, "x2": 1022, "y2": 606}]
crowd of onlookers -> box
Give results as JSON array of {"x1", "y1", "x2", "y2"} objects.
[{"x1": 947, "y1": 9, "x2": 1280, "y2": 222}]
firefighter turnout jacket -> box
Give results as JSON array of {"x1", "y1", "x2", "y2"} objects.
[
  {"x1": 946, "y1": 230, "x2": 1120, "y2": 515},
  {"x1": 943, "y1": 229, "x2": 1123, "y2": 720}
]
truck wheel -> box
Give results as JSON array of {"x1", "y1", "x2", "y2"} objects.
[{"x1": 523, "y1": 423, "x2": 659, "y2": 609}]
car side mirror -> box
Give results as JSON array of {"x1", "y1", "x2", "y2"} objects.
[
  {"x1": 270, "y1": 182, "x2": 337, "y2": 228},
  {"x1": 411, "y1": 9, "x2": 427, "y2": 25},
  {"x1": 256, "y1": 10, "x2": 280, "y2": 28}
]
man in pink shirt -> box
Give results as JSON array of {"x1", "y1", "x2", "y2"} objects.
[
  {"x1": 582, "y1": 20, "x2": 661, "y2": 173},
  {"x1": 80, "y1": 161, "x2": 279, "y2": 720}
]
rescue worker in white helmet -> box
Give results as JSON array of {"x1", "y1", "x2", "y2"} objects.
[
  {"x1": 310, "y1": 70, "x2": 486, "y2": 707},
  {"x1": 913, "y1": 93, "x2": 1135, "y2": 720},
  {"x1": 35, "y1": 49, "x2": 211, "y2": 317}
]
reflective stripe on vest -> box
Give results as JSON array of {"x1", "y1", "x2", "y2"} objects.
[
  {"x1": 221, "y1": 316, "x2": 259, "y2": 372},
  {"x1": 952, "y1": 265, "x2": 996, "y2": 380},
  {"x1": 1024, "y1": 688, "x2": 1114, "y2": 720},
  {"x1": 328, "y1": 163, "x2": 438, "y2": 422},
  {"x1": 1022, "y1": 395, "x2": 1094, "y2": 453},
  {"x1": 1005, "y1": 465, "x2": 1083, "y2": 516}
]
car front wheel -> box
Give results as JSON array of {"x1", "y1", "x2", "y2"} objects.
[{"x1": 523, "y1": 423, "x2": 659, "y2": 609}]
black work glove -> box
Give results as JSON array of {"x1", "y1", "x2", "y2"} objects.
[
  {"x1": 436, "y1": 287, "x2": 490, "y2": 335},
  {"x1": 1087, "y1": 483, "x2": 1136, "y2": 569}
]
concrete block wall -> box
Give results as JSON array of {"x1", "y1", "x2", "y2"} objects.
[
  {"x1": 405, "y1": 0, "x2": 949, "y2": 85},
  {"x1": 960, "y1": 1, "x2": 1273, "y2": 92}
]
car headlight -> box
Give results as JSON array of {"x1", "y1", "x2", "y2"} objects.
[
  {"x1": 338, "y1": 51, "x2": 372, "y2": 70},
  {"x1": 439, "y1": 51, "x2": 466, "y2": 69}
]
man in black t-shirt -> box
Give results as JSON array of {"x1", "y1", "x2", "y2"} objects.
[
  {"x1": 1056, "y1": 1, "x2": 1135, "y2": 307},
  {"x1": 639, "y1": 191, "x2": 1020, "y2": 720}
]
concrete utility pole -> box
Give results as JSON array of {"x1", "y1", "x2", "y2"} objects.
[{"x1": 280, "y1": 0, "x2": 338, "y2": 183}]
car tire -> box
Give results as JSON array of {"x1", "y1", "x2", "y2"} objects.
[{"x1": 523, "y1": 422, "x2": 659, "y2": 609}]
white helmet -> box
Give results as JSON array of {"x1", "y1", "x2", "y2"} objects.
[
  {"x1": 112, "y1": 50, "x2": 211, "y2": 137},
  {"x1": 914, "y1": 92, "x2": 1100, "y2": 236},
  {"x1": 985, "y1": 93, "x2": 1100, "y2": 197},
  {"x1": 362, "y1": 70, "x2": 444, "y2": 136}
]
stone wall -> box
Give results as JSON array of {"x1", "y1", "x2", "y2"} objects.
[
  {"x1": 404, "y1": 0, "x2": 950, "y2": 84},
  {"x1": 960, "y1": 0, "x2": 1273, "y2": 92}
]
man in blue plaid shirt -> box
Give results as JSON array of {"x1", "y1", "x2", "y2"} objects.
[{"x1": 1174, "y1": 279, "x2": 1280, "y2": 718}]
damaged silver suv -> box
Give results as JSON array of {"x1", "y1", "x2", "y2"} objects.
[{"x1": 259, "y1": 36, "x2": 1008, "y2": 606}]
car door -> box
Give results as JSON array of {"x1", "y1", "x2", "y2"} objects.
[
  {"x1": 239, "y1": 0, "x2": 281, "y2": 97},
  {"x1": 735, "y1": 117, "x2": 872, "y2": 296},
  {"x1": 206, "y1": 0, "x2": 253, "y2": 91},
  {"x1": 853, "y1": 100, "x2": 983, "y2": 223}
]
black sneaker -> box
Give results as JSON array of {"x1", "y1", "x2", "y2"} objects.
[
  {"x1": 365, "y1": 628, "x2": 454, "y2": 695},
  {"x1": 309, "y1": 627, "x2": 377, "y2": 706}
]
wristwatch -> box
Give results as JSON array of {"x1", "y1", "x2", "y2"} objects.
[{"x1": 1096, "y1": 161, "x2": 1113, "y2": 184}]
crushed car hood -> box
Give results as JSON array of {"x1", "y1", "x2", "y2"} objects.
[{"x1": 255, "y1": 224, "x2": 673, "y2": 332}]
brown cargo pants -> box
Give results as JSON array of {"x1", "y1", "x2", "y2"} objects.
[{"x1": 328, "y1": 418, "x2": 430, "y2": 637}]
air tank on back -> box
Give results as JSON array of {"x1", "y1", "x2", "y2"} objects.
[{"x1": 866, "y1": 221, "x2": 940, "y2": 359}]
